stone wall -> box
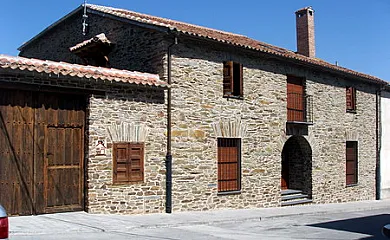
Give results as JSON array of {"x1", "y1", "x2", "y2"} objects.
[
  {"x1": 19, "y1": 9, "x2": 167, "y2": 77},
  {"x1": 306, "y1": 73, "x2": 377, "y2": 203},
  {"x1": 169, "y1": 37, "x2": 378, "y2": 212},
  {"x1": 170, "y1": 40, "x2": 287, "y2": 211},
  {"x1": 87, "y1": 87, "x2": 167, "y2": 214}
]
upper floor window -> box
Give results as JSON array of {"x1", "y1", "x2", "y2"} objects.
[
  {"x1": 113, "y1": 142, "x2": 144, "y2": 184},
  {"x1": 223, "y1": 61, "x2": 243, "y2": 98},
  {"x1": 217, "y1": 138, "x2": 241, "y2": 193},
  {"x1": 346, "y1": 87, "x2": 356, "y2": 112},
  {"x1": 287, "y1": 76, "x2": 305, "y2": 122}
]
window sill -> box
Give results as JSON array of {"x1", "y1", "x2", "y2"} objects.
[
  {"x1": 286, "y1": 121, "x2": 314, "y2": 125},
  {"x1": 346, "y1": 109, "x2": 357, "y2": 114},
  {"x1": 223, "y1": 95, "x2": 244, "y2": 100},
  {"x1": 112, "y1": 181, "x2": 144, "y2": 186},
  {"x1": 346, "y1": 183, "x2": 358, "y2": 188},
  {"x1": 217, "y1": 190, "x2": 241, "y2": 196}
]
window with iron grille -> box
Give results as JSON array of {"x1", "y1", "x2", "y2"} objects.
[
  {"x1": 223, "y1": 61, "x2": 243, "y2": 98},
  {"x1": 287, "y1": 76, "x2": 305, "y2": 122},
  {"x1": 217, "y1": 138, "x2": 241, "y2": 192},
  {"x1": 346, "y1": 141, "x2": 358, "y2": 185},
  {"x1": 346, "y1": 87, "x2": 356, "y2": 112},
  {"x1": 113, "y1": 142, "x2": 144, "y2": 184}
]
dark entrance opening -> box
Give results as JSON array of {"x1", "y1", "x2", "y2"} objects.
[{"x1": 281, "y1": 136, "x2": 312, "y2": 196}]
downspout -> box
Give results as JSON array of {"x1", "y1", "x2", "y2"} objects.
[
  {"x1": 166, "y1": 36, "x2": 178, "y2": 213},
  {"x1": 376, "y1": 87, "x2": 383, "y2": 200}
]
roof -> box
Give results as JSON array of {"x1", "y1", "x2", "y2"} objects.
[
  {"x1": 70, "y1": 33, "x2": 111, "y2": 52},
  {"x1": 85, "y1": 4, "x2": 385, "y2": 85},
  {"x1": 0, "y1": 55, "x2": 167, "y2": 88},
  {"x1": 18, "y1": 4, "x2": 385, "y2": 85}
]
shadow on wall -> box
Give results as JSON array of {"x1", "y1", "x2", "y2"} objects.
[{"x1": 308, "y1": 214, "x2": 390, "y2": 239}]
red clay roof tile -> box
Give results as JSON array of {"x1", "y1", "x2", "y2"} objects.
[
  {"x1": 0, "y1": 55, "x2": 167, "y2": 88},
  {"x1": 86, "y1": 4, "x2": 385, "y2": 84}
]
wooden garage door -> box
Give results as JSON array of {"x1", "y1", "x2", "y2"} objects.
[{"x1": 0, "y1": 89, "x2": 85, "y2": 215}]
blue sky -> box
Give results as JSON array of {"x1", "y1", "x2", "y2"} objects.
[{"x1": 1, "y1": 0, "x2": 389, "y2": 81}]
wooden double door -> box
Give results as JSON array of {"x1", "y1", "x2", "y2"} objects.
[{"x1": 0, "y1": 89, "x2": 85, "y2": 215}]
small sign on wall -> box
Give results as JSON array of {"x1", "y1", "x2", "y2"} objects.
[{"x1": 96, "y1": 140, "x2": 106, "y2": 156}]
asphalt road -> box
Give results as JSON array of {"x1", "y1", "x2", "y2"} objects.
[{"x1": 10, "y1": 208, "x2": 390, "y2": 240}]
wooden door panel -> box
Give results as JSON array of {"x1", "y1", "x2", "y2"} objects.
[
  {"x1": 34, "y1": 92, "x2": 85, "y2": 213},
  {"x1": 0, "y1": 90, "x2": 34, "y2": 215},
  {"x1": 44, "y1": 127, "x2": 83, "y2": 211},
  {"x1": 33, "y1": 92, "x2": 47, "y2": 214},
  {"x1": 46, "y1": 167, "x2": 81, "y2": 207},
  {"x1": 0, "y1": 89, "x2": 85, "y2": 215}
]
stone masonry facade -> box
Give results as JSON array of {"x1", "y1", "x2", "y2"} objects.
[
  {"x1": 169, "y1": 38, "x2": 376, "y2": 211},
  {"x1": 19, "y1": 8, "x2": 378, "y2": 214},
  {"x1": 87, "y1": 89, "x2": 167, "y2": 214}
]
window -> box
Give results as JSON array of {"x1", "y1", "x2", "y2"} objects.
[
  {"x1": 113, "y1": 142, "x2": 144, "y2": 184},
  {"x1": 346, "y1": 87, "x2": 356, "y2": 112},
  {"x1": 346, "y1": 141, "x2": 358, "y2": 185},
  {"x1": 287, "y1": 76, "x2": 305, "y2": 122},
  {"x1": 223, "y1": 61, "x2": 243, "y2": 98},
  {"x1": 217, "y1": 138, "x2": 241, "y2": 192}
]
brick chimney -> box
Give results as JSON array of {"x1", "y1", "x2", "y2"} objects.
[{"x1": 295, "y1": 6, "x2": 315, "y2": 58}]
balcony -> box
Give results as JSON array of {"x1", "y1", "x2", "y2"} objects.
[{"x1": 287, "y1": 93, "x2": 313, "y2": 124}]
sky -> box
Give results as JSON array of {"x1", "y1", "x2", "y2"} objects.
[{"x1": 0, "y1": 0, "x2": 389, "y2": 81}]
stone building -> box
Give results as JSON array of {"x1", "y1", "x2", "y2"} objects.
[{"x1": 1, "y1": 4, "x2": 386, "y2": 215}]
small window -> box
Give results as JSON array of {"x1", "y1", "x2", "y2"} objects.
[
  {"x1": 217, "y1": 138, "x2": 241, "y2": 192},
  {"x1": 223, "y1": 61, "x2": 243, "y2": 98},
  {"x1": 113, "y1": 142, "x2": 144, "y2": 184},
  {"x1": 346, "y1": 87, "x2": 356, "y2": 112},
  {"x1": 346, "y1": 141, "x2": 358, "y2": 185}
]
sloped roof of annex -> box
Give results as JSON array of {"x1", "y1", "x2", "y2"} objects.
[{"x1": 0, "y1": 55, "x2": 167, "y2": 88}]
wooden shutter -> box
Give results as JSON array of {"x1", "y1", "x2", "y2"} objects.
[
  {"x1": 233, "y1": 62, "x2": 243, "y2": 97},
  {"x1": 346, "y1": 87, "x2": 356, "y2": 111},
  {"x1": 129, "y1": 143, "x2": 144, "y2": 182},
  {"x1": 240, "y1": 63, "x2": 243, "y2": 96},
  {"x1": 287, "y1": 76, "x2": 304, "y2": 122},
  {"x1": 346, "y1": 141, "x2": 358, "y2": 185},
  {"x1": 217, "y1": 138, "x2": 240, "y2": 192},
  {"x1": 113, "y1": 142, "x2": 144, "y2": 184},
  {"x1": 223, "y1": 61, "x2": 233, "y2": 97}
]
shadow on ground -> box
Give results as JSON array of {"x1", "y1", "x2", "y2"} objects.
[{"x1": 308, "y1": 214, "x2": 390, "y2": 239}]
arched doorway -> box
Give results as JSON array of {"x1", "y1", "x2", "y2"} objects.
[{"x1": 281, "y1": 136, "x2": 312, "y2": 196}]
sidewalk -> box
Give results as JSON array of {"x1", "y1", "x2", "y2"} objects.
[{"x1": 9, "y1": 199, "x2": 390, "y2": 237}]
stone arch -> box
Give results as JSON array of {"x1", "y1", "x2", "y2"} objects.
[
  {"x1": 279, "y1": 130, "x2": 317, "y2": 155},
  {"x1": 281, "y1": 135, "x2": 312, "y2": 197}
]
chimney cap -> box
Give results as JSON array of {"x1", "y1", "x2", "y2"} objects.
[{"x1": 295, "y1": 6, "x2": 314, "y2": 14}]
